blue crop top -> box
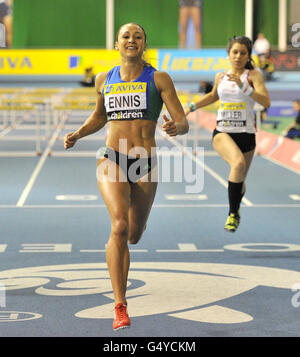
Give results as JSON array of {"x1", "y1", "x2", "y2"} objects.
[{"x1": 102, "y1": 65, "x2": 163, "y2": 122}]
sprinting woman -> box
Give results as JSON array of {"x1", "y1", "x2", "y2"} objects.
[
  {"x1": 185, "y1": 36, "x2": 270, "y2": 232},
  {"x1": 64, "y1": 23, "x2": 189, "y2": 330}
]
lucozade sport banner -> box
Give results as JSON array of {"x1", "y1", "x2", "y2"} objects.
[{"x1": 157, "y1": 49, "x2": 231, "y2": 79}]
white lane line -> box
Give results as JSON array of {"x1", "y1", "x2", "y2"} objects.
[
  {"x1": 16, "y1": 120, "x2": 65, "y2": 207},
  {"x1": 178, "y1": 243, "x2": 198, "y2": 251},
  {"x1": 165, "y1": 194, "x2": 208, "y2": 200},
  {"x1": 157, "y1": 127, "x2": 254, "y2": 206},
  {"x1": 0, "y1": 117, "x2": 26, "y2": 137},
  {"x1": 55, "y1": 195, "x2": 98, "y2": 201},
  {"x1": 289, "y1": 194, "x2": 300, "y2": 200},
  {"x1": 156, "y1": 243, "x2": 224, "y2": 253},
  {"x1": 250, "y1": 203, "x2": 300, "y2": 207},
  {"x1": 51, "y1": 151, "x2": 97, "y2": 157},
  {"x1": 0, "y1": 127, "x2": 13, "y2": 138},
  {"x1": 0, "y1": 244, "x2": 7, "y2": 252},
  {"x1": 0, "y1": 135, "x2": 48, "y2": 141},
  {"x1": 202, "y1": 150, "x2": 218, "y2": 156},
  {"x1": 19, "y1": 243, "x2": 72, "y2": 253},
  {"x1": 0, "y1": 151, "x2": 37, "y2": 157}
]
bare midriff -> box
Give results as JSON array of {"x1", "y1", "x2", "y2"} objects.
[{"x1": 106, "y1": 119, "x2": 157, "y2": 157}]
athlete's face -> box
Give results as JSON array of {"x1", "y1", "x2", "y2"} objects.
[
  {"x1": 293, "y1": 101, "x2": 300, "y2": 112},
  {"x1": 228, "y1": 42, "x2": 249, "y2": 69},
  {"x1": 116, "y1": 24, "x2": 146, "y2": 59}
]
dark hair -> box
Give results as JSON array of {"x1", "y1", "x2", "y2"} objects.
[
  {"x1": 227, "y1": 36, "x2": 255, "y2": 70},
  {"x1": 116, "y1": 22, "x2": 147, "y2": 44},
  {"x1": 115, "y1": 22, "x2": 150, "y2": 66}
]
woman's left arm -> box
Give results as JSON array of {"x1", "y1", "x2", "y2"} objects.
[
  {"x1": 249, "y1": 69, "x2": 271, "y2": 108},
  {"x1": 154, "y1": 71, "x2": 189, "y2": 136}
]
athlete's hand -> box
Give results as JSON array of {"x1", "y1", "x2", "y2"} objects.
[
  {"x1": 162, "y1": 114, "x2": 178, "y2": 136},
  {"x1": 64, "y1": 132, "x2": 79, "y2": 149},
  {"x1": 227, "y1": 74, "x2": 243, "y2": 88},
  {"x1": 184, "y1": 107, "x2": 191, "y2": 116}
]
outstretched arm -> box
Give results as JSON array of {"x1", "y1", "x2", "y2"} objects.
[
  {"x1": 184, "y1": 72, "x2": 221, "y2": 116},
  {"x1": 154, "y1": 71, "x2": 189, "y2": 136},
  {"x1": 64, "y1": 73, "x2": 108, "y2": 149}
]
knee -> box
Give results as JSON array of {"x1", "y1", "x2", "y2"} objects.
[
  {"x1": 231, "y1": 157, "x2": 246, "y2": 174},
  {"x1": 111, "y1": 218, "x2": 128, "y2": 239}
]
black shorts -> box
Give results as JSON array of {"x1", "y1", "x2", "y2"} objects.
[
  {"x1": 212, "y1": 129, "x2": 256, "y2": 153},
  {"x1": 99, "y1": 146, "x2": 157, "y2": 183},
  {"x1": 178, "y1": 0, "x2": 202, "y2": 8}
]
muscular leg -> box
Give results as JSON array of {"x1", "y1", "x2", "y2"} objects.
[
  {"x1": 109, "y1": 178, "x2": 157, "y2": 302},
  {"x1": 213, "y1": 133, "x2": 246, "y2": 182},
  {"x1": 96, "y1": 159, "x2": 158, "y2": 305},
  {"x1": 128, "y1": 179, "x2": 158, "y2": 245},
  {"x1": 97, "y1": 158, "x2": 131, "y2": 305}
]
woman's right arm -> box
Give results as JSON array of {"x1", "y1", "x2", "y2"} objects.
[
  {"x1": 64, "y1": 72, "x2": 108, "y2": 149},
  {"x1": 185, "y1": 72, "x2": 221, "y2": 116}
]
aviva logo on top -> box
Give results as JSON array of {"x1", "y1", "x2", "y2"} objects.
[
  {"x1": 104, "y1": 82, "x2": 147, "y2": 94},
  {"x1": 0, "y1": 55, "x2": 32, "y2": 69}
]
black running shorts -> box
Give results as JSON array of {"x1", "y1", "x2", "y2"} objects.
[
  {"x1": 98, "y1": 146, "x2": 157, "y2": 183},
  {"x1": 212, "y1": 129, "x2": 256, "y2": 153}
]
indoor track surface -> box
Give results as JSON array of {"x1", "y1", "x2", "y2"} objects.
[{"x1": 0, "y1": 84, "x2": 299, "y2": 340}]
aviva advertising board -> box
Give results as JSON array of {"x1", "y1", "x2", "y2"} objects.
[
  {"x1": 0, "y1": 49, "x2": 231, "y2": 78},
  {"x1": 0, "y1": 49, "x2": 158, "y2": 75}
]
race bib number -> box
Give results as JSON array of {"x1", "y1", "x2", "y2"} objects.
[
  {"x1": 104, "y1": 82, "x2": 147, "y2": 120},
  {"x1": 217, "y1": 102, "x2": 247, "y2": 128}
]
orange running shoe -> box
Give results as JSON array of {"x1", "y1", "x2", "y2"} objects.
[{"x1": 113, "y1": 303, "x2": 131, "y2": 331}]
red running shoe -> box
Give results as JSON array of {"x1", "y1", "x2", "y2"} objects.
[{"x1": 113, "y1": 303, "x2": 131, "y2": 331}]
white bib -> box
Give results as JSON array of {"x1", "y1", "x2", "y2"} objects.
[
  {"x1": 216, "y1": 70, "x2": 255, "y2": 133},
  {"x1": 104, "y1": 82, "x2": 147, "y2": 120}
]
